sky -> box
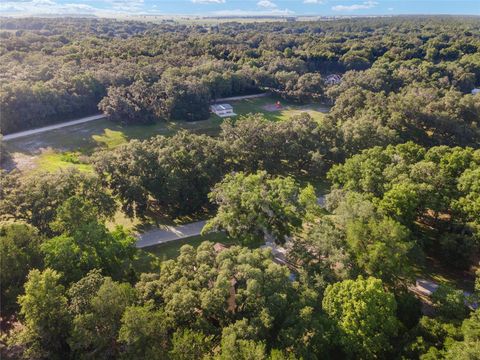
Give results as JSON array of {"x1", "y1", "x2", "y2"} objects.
[{"x1": 0, "y1": 0, "x2": 479, "y2": 18}]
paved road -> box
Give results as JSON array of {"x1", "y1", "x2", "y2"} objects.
[
  {"x1": 136, "y1": 220, "x2": 207, "y2": 248},
  {"x1": 136, "y1": 196, "x2": 327, "y2": 249},
  {"x1": 3, "y1": 114, "x2": 105, "y2": 141}
]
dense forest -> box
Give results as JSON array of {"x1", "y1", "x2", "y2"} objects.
[
  {"x1": 1, "y1": 16, "x2": 479, "y2": 134},
  {"x1": 1, "y1": 16, "x2": 480, "y2": 360}
]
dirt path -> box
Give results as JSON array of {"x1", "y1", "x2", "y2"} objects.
[{"x1": 3, "y1": 114, "x2": 105, "y2": 141}]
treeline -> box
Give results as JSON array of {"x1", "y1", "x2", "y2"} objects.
[
  {"x1": 1, "y1": 140, "x2": 479, "y2": 359},
  {"x1": 94, "y1": 113, "x2": 329, "y2": 218},
  {"x1": 92, "y1": 103, "x2": 480, "y2": 226},
  {"x1": 327, "y1": 68, "x2": 480, "y2": 151},
  {"x1": 1, "y1": 16, "x2": 479, "y2": 133}
]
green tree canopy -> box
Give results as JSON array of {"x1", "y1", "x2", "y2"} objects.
[
  {"x1": 322, "y1": 276, "x2": 399, "y2": 359},
  {"x1": 0, "y1": 223, "x2": 44, "y2": 315},
  {"x1": 0, "y1": 169, "x2": 115, "y2": 235},
  {"x1": 69, "y1": 277, "x2": 136, "y2": 359},
  {"x1": 41, "y1": 196, "x2": 136, "y2": 284},
  {"x1": 13, "y1": 269, "x2": 70, "y2": 360},
  {"x1": 203, "y1": 171, "x2": 318, "y2": 245}
]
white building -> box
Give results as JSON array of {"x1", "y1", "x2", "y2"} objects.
[
  {"x1": 472, "y1": 88, "x2": 480, "y2": 95},
  {"x1": 325, "y1": 74, "x2": 342, "y2": 85},
  {"x1": 210, "y1": 103, "x2": 236, "y2": 118}
]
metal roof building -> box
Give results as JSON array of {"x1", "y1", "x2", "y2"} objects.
[{"x1": 210, "y1": 103, "x2": 236, "y2": 117}]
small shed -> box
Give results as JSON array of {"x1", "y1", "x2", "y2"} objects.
[{"x1": 210, "y1": 103, "x2": 236, "y2": 118}]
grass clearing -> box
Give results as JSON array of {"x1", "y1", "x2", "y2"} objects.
[
  {"x1": 143, "y1": 232, "x2": 239, "y2": 262},
  {"x1": 106, "y1": 208, "x2": 142, "y2": 231},
  {"x1": 4, "y1": 95, "x2": 330, "y2": 175},
  {"x1": 221, "y1": 96, "x2": 329, "y2": 123},
  {"x1": 411, "y1": 225, "x2": 477, "y2": 292},
  {"x1": 34, "y1": 150, "x2": 93, "y2": 173}
]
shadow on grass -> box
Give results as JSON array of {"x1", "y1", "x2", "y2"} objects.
[
  {"x1": 143, "y1": 232, "x2": 236, "y2": 262},
  {"x1": 4, "y1": 96, "x2": 331, "y2": 174},
  {"x1": 413, "y1": 255, "x2": 476, "y2": 292},
  {"x1": 412, "y1": 225, "x2": 477, "y2": 292},
  {"x1": 142, "y1": 231, "x2": 265, "y2": 263}
]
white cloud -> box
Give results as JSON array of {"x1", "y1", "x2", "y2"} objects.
[
  {"x1": 332, "y1": 1, "x2": 378, "y2": 11},
  {"x1": 191, "y1": 0, "x2": 226, "y2": 4},
  {"x1": 0, "y1": 0, "x2": 97, "y2": 15},
  {"x1": 213, "y1": 8, "x2": 294, "y2": 16},
  {"x1": 257, "y1": 0, "x2": 277, "y2": 8},
  {"x1": 0, "y1": 0, "x2": 150, "y2": 16},
  {"x1": 303, "y1": 0, "x2": 326, "y2": 4},
  {"x1": 103, "y1": 0, "x2": 144, "y2": 12}
]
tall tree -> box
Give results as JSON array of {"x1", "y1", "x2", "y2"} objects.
[
  {"x1": 69, "y1": 277, "x2": 136, "y2": 359},
  {"x1": 203, "y1": 171, "x2": 318, "y2": 245},
  {"x1": 98, "y1": 80, "x2": 157, "y2": 125},
  {"x1": 0, "y1": 169, "x2": 115, "y2": 235},
  {"x1": 14, "y1": 269, "x2": 70, "y2": 360},
  {"x1": 94, "y1": 131, "x2": 227, "y2": 218},
  {"x1": 119, "y1": 305, "x2": 170, "y2": 359},
  {"x1": 346, "y1": 217, "x2": 414, "y2": 286},
  {"x1": 322, "y1": 276, "x2": 399, "y2": 359},
  {"x1": 0, "y1": 223, "x2": 44, "y2": 315},
  {"x1": 41, "y1": 196, "x2": 136, "y2": 284}
]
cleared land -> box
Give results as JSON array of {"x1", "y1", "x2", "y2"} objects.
[
  {"x1": 142, "y1": 231, "x2": 266, "y2": 263},
  {"x1": 3, "y1": 96, "x2": 472, "y2": 289},
  {"x1": 4, "y1": 95, "x2": 329, "y2": 173},
  {"x1": 3, "y1": 95, "x2": 332, "y2": 262}
]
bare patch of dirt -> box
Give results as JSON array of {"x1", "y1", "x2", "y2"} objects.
[{"x1": 4, "y1": 152, "x2": 37, "y2": 172}]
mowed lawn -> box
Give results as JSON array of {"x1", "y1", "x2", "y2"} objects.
[{"x1": 4, "y1": 95, "x2": 329, "y2": 174}]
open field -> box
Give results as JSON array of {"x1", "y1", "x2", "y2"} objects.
[{"x1": 4, "y1": 95, "x2": 330, "y2": 174}]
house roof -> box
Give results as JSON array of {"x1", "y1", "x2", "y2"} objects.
[
  {"x1": 211, "y1": 103, "x2": 233, "y2": 111},
  {"x1": 213, "y1": 242, "x2": 228, "y2": 253},
  {"x1": 325, "y1": 74, "x2": 341, "y2": 82}
]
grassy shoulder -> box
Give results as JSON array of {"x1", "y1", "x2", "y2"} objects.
[{"x1": 413, "y1": 256, "x2": 477, "y2": 292}]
